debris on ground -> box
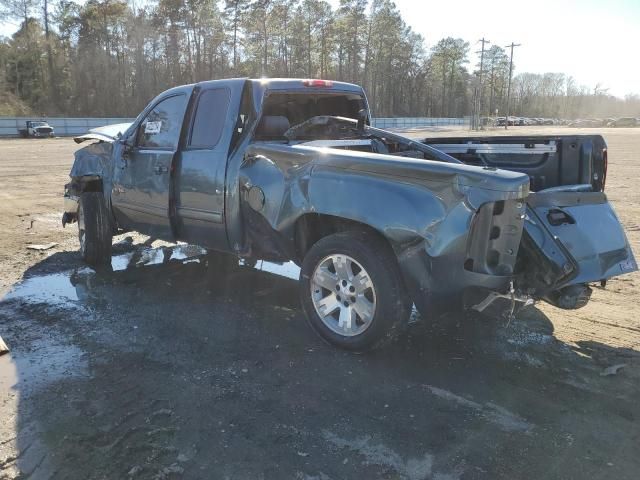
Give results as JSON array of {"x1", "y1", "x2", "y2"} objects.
[
  {"x1": 26, "y1": 242, "x2": 58, "y2": 251},
  {"x1": 0, "y1": 335, "x2": 9, "y2": 355},
  {"x1": 127, "y1": 465, "x2": 143, "y2": 477},
  {"x1": 153, "y1": 464, "x2": 184, "y2": 479},
  {"x1": 600, "y1": 364, "x2": 627, "y2": 376}
]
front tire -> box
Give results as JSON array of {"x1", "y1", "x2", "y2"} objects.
[
  {"x1": 300, "y1": 231, "x2": 411, "y2": 352},
  {"x1": 78, "y1": 192, "x2": 112, "y2": 266}
]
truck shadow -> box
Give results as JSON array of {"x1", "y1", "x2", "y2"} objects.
[{"x1": 2, "y1": 243, "x2": 639, "y2": 478}]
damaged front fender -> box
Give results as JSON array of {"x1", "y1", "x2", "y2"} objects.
[{"x1": 63, "y1": 139, "x2": 117, "y2": 227}]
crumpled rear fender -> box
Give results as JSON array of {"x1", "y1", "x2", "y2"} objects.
[{"x1": 239, "y1": 144, "x2": 529, "y2": 312}]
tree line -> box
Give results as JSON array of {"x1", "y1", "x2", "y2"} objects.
[{"x1": 0, "y1": 0, "x2": 638, "y2": 119}]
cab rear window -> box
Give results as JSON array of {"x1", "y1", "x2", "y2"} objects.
[{"x1": 261, "y1": 92, "x2": 366, "y2": 127}]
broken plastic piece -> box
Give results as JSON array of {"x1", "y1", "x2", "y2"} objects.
[
  {"x1": 26, "y1": 242, "x2": 58, "y2": 251},
  {"x1": 0, "y1": 336, "x2": 9, "y2": 356},
  {"x1": 600, "y1": 364, "x2": 626, "y2": 377}
]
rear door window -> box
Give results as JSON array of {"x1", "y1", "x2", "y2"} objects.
[
  {"x1": 189, "y1": 88, "x2": 231, "y2": 149},
  {"x1": 137, "y1": 94, "x2": 188, "y2": 149}
]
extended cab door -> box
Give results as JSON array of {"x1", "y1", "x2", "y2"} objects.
[
  {"x1": 111, "y1": 92, "x2": 189, "y2": 240},
  {"x1": 173, "y1": 79, "x2": 246, "y2": 249}
]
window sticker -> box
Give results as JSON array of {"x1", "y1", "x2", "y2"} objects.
[{"x1": 144, "y1": 121, "x2": 162, "y2": 134}]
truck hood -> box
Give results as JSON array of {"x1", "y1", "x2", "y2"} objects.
[{"x1": 73, "y1": 123, "x2": 132, "y2": 144}]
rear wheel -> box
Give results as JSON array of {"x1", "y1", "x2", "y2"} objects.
[
  {"x1": 78, "y1": 192, "x2": 112, "y2": 266},
  {"x1": 300, "y1": 231, "x2": 411, "y2": 352}
]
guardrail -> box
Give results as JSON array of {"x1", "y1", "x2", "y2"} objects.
[
  {"x1": 372, "y1": 117, "x2": 470, "y2": 129},
  {"x1": 0, "y1": 116, "x2": 470, "y2": 137},
  {"x1": 0, "y1": 117, "x2": 135, "y2": 137}
]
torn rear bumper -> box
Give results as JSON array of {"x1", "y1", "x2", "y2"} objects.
[
  {"x1": 398, "y1": 198, "x2": 527, "y2": 315},
  {"x1": 398, "y1": 241, "x2": 516, "y2": 316}
]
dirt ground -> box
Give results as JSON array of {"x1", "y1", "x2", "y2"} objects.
[{"x1": 0, "y1": 127, "x2": 638, "y2": 480}]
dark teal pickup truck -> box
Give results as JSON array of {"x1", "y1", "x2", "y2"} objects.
[{"x1": 63, "y1": 78, "x2": 637, "y2": 351}]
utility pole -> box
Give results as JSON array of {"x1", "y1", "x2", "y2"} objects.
[
  {"x1": 473, "y1": 38, "x2": 490, "y2": 130},
  {"x1": 504, "y1": 42, "x2": 521, "y2": 130}
]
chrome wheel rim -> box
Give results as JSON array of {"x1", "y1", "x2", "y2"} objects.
[
  {"x1": 310, "y1": 254, "x2": 376, "y2": 337},
  {"x1": 78, "y1": 203, "x2": 86, "y2": 255}
]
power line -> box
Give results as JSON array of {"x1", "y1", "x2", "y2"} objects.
[
  {"x1": 472, "y1": 38, "x2": 490, "y2": 130},
  {"x1": 504, "y1": 42, "x2": 521, "y2": 130},
  {"x1": 476, "y1": 38, "x2": 490, "y2": 129}
]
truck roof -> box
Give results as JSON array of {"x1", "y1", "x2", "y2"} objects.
[
  {"x1": 160, "y1": 78, "x2": 365, "y2": 97},
  {"x1": 246, "y1": 78, "x2": 364, "y2": 93}
]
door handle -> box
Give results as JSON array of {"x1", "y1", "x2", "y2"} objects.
[{"x1": 154, "y1": 165, "x2": 169, "y2": 175}]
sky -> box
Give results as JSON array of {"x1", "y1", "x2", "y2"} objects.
[
  {"x1": 2, "y1": 0, "x2": 638, "y2": 97},
  {"x1": 332, "y1": 0, "x2": 640, "y2": 98}
]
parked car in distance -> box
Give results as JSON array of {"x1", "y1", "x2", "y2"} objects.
[
  {"x1": 18, "y1": 120, "x2": 55, "y2": 138},
  {"x1": 496, "y1": 116, "x2": 518, "y2": 126},
  {"x1": 611, "y1": 117, "x2": 638, "y2": 127},
  {"x1": 568, "y1": 118, "x2": 602, "y2": 128}
]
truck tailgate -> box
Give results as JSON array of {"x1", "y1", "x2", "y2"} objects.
[{"x1": 525, "y1": 189, "x2": 637, "y2": 287}]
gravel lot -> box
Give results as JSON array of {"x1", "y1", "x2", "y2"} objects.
[{"x1": 1, "y1": 127, "x2": 639, "y2": 479}]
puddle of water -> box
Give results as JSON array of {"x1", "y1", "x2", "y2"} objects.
[
  {"x1": 170, "y1": 244, "x2": 207, "y2": 261},
  {"x1": 111, "y1": 244, "x2": 207, "y2": 271},
  {"x1": 255, "y1": 260, "x2": 300, "y2": 280},
  {"x1": 0, "y1": 354, "x2": 18, "y2": 392},
  {"x1": 2, "y1": 272, "x2": 80, "y2": 307},
  {"x1": 0, "y1": 339, "x2": 88, "y2": 393},
  {"x1": 111, "y1": 251, "x2": 136, "y2": 271},
  {"x1": 2, "y1": 245, "x2": 296, "y2": 307}
]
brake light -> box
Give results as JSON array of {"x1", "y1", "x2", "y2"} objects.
[
  {"x1": 602, "y1": 148, "x2": 608, "y2": 191},
  {"x1": 302, "y1": 79, "x2": 333, "y2": 88}
]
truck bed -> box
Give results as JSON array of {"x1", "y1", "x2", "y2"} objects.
[{"x1": 422, "y1": 135, "x2": 607, "y2": 192}]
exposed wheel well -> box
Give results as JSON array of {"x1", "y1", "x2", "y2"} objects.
[
  {"x1": 77, "y1": 177, "x2": 103, "y2": 193},
  {"x1": 294, "y1": 213, "x2": 393, "y2": 263},
  {"x1": 67, "y1": 176, "x2": 103, "y2": 197}
]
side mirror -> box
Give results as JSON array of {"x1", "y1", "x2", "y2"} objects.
[
  {"x1": 121, "y1": 135, "x2": 135, "y2": 148},
  {"x1": 120, "y1": 137, "x2": 134, "y2": 159}
]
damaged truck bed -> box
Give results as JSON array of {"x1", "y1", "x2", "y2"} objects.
[{"x1": 63, "y1": 78, "x2": 637, "y2": 351}]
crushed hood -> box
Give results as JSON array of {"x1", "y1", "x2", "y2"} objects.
[{"x1": 73, "y1": 123, "x2": 132, "y2": 144}]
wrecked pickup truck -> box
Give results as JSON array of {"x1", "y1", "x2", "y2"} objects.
[{"x1": 63, "y1": 78, "x2": 637, "y2": 351}]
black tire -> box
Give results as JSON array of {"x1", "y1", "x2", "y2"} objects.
[
  {"x1": 78, "y1": 192, "x2": 112, "y2": 266},
  {"x1": 300, "y1": 230, "x2": 411, "y2": 352}
]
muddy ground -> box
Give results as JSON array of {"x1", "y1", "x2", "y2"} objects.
[{"x1": 0, "y1": 127, "x2": 639, "y2": 480}]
